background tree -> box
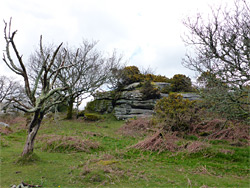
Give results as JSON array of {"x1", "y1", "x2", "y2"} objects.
[
  {"x1": 0, "y1": 76, "x2": 19, "y2": 103},
  {"x1": 2, "y1": 19, "x2": 74, "y2": 156},
  {"x1": 0, "y1": 76, "x2": 25, "y2": 112},
  {"x1": 29, "y1": 42, "x2": 121, "y2": 119},
  {"x1": 182, "y1": 0, "x2": 250, "y2": 120},
  {"x1": 55, "y1": 43, "x2": 120, "y2": 119}
]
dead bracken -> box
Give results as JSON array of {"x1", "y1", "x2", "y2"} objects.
[
  {"x1": 37, "y1": 134, "x2": 100, "y2": 153},
  {"x1": 133, "y1": 131, "x2": 179, "y2": 153},
  {"x1": 118, "y1": 118, "x2": 153, "y2": 137}
]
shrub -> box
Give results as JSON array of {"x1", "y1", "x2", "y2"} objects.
[
  {"x1": 140, "y1": 80, "x2": 161, "y2": 100},
  {"x1": 154, "y1": 93, "x2": 197, "y2": 131},
  {"x1": 144, "y1": 74, "x2": 170, "y2": 82},
  {"x1": 170, "y1": 74, "x2": 192, "y2": 92},
  {"x1": 118, "y1": 66, "x2": 142, "y2": 89},
  {"x1": 77, "y1": 110, "x2": 85, "y2": 118},
  {"x1": 85, "y1": 100, "x2": 96, "y2": 113},
  {"x1": 160, "y1": 84, "x2": 172, "y2": 94},
  {"x1": 84, "y1": 113, "x2": 102, "y2": 121}
]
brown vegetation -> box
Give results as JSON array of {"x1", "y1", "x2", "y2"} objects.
[
  {"x1": 118, "y1": 118, "x2": 153, "y2": 137},
  {"x1": 190, "y1": 119, "x2": 249, "y2": 141},
  {"x1": 133, "y1": 131, "x2": 179, "y2": 153},
  {"x1": 37, "y1": 134, "x2": 100, "y2": 153}
]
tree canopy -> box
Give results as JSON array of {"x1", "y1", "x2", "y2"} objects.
[{"x1": 182, "y1": 0, "x2": 250, "y2": 121}]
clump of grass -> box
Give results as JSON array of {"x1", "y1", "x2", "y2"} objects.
[
  {"x1": 0, "y1": 137, "x2": 10, "y2": 147},
  {"x1": 15, "y1": 153, "x2": 41, "y2": 165},
  {"x1": 77, "y1": 155, "x2": 130, "y2": 185},
  {"x1": 37, "y1": 134, "x2": 100, "y2": 153}
]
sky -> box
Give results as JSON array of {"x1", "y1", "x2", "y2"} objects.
[{"x1": 0, "y1": 0, "x2": 234, "y2": 80}]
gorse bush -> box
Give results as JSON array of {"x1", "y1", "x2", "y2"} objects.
[
  {"x1": 170, "y1": 74, "x2": 192, "y2": 92},
  {"x1": 140, "y1": 80, "x2": 161, "y2": 100},
  {"x1": 84, "y1": 113, "x2": 102, "y2": 121},
  {"x1": 119, "y1": 66, "x2": 142, "y2": 88},
  {"x1": 143, "y1": 74, "x2": 170, "y2": 82},
  {"x1": 114, "y1": 66, "x2": 171, "y2": 90},
  {"x1": 154, "y1": 93, "x2": 197, "y2": 131}
]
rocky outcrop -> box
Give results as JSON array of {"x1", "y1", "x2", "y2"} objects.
[
  {"x1": 90, "y1": 82, "x2": 200, "y2": 120},
  {"x1": 114, "y1": 90, "x2": 157, "y2": 120}
]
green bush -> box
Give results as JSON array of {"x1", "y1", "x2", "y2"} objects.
[
  {"x1": 77, "y1": 110, "x2": 85, "y2": 118},
  {"x1": 170, "y1": 74, "x2": 192, "y2": 92},
  {"x1": 85, "y1": 100, "x2": 96, "y2": 113},
  {"x1": 84, "y1": 113, "x2": 102, "y2": 121},
  {"x1": 154, "y1": 93, "x2": 197, "y2": 131},
  {"x1": 118, "y1": 66, "x2": 143, "y2": 89},
  {"x1": 160, "y1": 84, "x2": 172, "y2": 94},
  {"x1": 144, "y1": 74, "x2": 170, "y2": 82},
  {"x1": 140, "y1": 80, "x2": 161, "y2": 100}
]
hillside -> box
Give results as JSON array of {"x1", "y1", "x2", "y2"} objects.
[{"x1": 1, "y1": 114, "x2": 249, "y2": 187}]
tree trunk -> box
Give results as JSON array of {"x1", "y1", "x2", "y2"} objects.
[
  {"x1": 22, "y1": 111, "x2": 44, "y2": 156},
  {"x1": 66, "y1": 97, "x2": 74, "y2": 119}
]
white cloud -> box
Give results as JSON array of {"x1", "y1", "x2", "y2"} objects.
[{"x1": 0, "y1": 0, "x2": 233, "y2": 79}]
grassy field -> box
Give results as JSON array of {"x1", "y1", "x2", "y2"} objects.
[{"x1": 0, "y1": 114, "x2": 249, "y2": 188}]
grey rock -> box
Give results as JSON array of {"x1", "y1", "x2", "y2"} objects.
[
  {"x1": 130, "y1": 108, "x2": 155, "y2": 115},
  {"x1": 160, "y1": 93, "x2": 200, "y2": 101},
  {"x1": 0, "y1": 122, "x2": 10, "y2": 127},
  {"x1": 115, "y1": 114, "x2": 153, "y2": 120},
  {"x1": 154, "y1": 82, "x2": 171, "y2": 89},
  {"x1": 94, "y1": 91, "x2": 114, "y2": 100},
  {"x1": 182, "y1": 93, "x2": 200, "y2": 101},
  {"x1": 120, "y1": 90, "x2": 143, "y2": 100},
  {"x1": 116, "y1": 99, "x2": 156, "y2": 109},
  {"x1": 160, "y1": 93, "x2": 169, "y2": 98},
  {"x1": 92, "y1": 100, "x2": 114, "y2": 113},
  {"x1": 123, "y1": 82, "x2": 140, "y2": 91},
  {"x1": 89, "y1": 82, "x2": 201, "y2": 120}
]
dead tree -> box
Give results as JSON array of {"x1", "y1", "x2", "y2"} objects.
[{"x1": 3, "y1": 19, "x2": 70, "y2": 156}]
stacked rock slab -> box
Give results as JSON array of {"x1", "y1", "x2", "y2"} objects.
[
  {"x1": 114, "y1": 90, "x2": 157, "y2": 120},
  {"x1": 91, "y1": 82, "x2": 200, "y2": 120}
]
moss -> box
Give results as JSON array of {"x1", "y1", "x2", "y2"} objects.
[
  {"x1": 85, "y1": 113, "x2": 102, "y2": 121},
  {"x1": 85, "y1": 100, "x2": 113, "y2": 114}
]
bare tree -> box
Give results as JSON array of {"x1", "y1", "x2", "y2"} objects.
[
  {"x1": 28, "y1": 42, "x2": 122, "y2": 119},
  {"x1": 182, "y1": 0, "x2": 250, "y2": 120},
  {"x1": 0, "y1": 76, "x2": 19, "y2": 103},
  {"x1": 2, "y1": 19, "x2": 72, "y2": 156},
  {"x1": 0, "y1": 76, "x2": 24, "y2": 112},
  {"x1": 55, "y1": 42, "x2": 121, "y2": 119}
]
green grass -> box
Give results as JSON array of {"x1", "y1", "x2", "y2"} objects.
[{"x1": 0, "y1": 115, "x2": 249, "y2": 187}]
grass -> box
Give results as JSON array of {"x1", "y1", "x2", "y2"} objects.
[{"x1": 0, "y1": 114, "x2": 249, "y2": 187}]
